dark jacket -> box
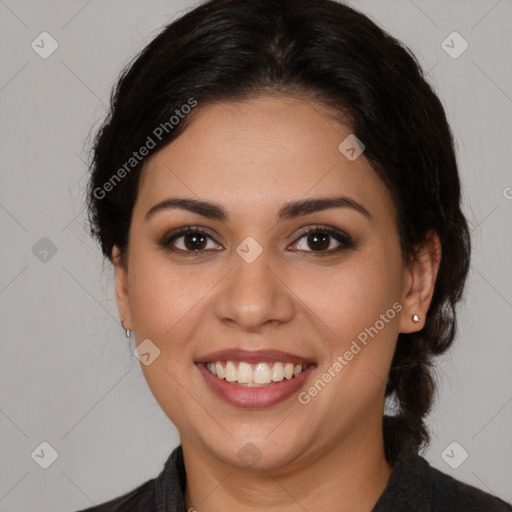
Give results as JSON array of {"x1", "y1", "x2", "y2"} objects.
[{"x1": 76, "y1": 444, "x2": 512, "y2": 511}]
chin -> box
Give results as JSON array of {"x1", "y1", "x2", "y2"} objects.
[{"x1": 204, "y1": 430, "x2": 310, "y2": 471}]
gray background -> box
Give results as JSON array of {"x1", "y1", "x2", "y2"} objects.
[{"x1": 0, "y1": 0, "x2": 511, "y2": 510}]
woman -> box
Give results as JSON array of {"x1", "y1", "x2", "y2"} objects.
[{"x1": 80, "y1": 0, "x2": 511, "y2": 510}]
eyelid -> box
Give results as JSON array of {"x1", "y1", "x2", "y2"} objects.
[{"x1": 293, "y1": 224, "x2": 351, "y2": 242}]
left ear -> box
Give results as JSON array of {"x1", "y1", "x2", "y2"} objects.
[{"x1": 399, "y1": 229, "x2": 442, "y2": 333}]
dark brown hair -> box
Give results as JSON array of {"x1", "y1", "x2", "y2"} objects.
[{"x1": 86, "y1": 0, "x2": 471, "y2": 463}]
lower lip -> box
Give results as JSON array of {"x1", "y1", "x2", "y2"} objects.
[{"x1": 197, "y1": 363, "x2": 315, "y2": 408}]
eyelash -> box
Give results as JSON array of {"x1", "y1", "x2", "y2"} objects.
[{"x1": 158, "y1": 225, "x2": 356, "y2": 257}]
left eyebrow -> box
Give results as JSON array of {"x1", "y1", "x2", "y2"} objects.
[
  {"x1": 277, "y1": 196, "x2": 372, "y2": 221},
  {"x1": 144, "y1": 195, "x2": 372, "y2": 222}
]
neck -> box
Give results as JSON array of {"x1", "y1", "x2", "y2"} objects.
[{"x1": 182, "y1": 427, "x2": 393, "y2": 512}]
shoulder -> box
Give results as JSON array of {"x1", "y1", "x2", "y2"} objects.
[
  {"x1": 429, "y1": 463, "x2": 512, "y2": 512},
  {"x1": 73, "y1": 445, "x2": 186, "y2": 512},
  {"x1": 74, "y1": 478, "x2": 155, "y2": 512},
  {"x1": 375, "y1": 443, "x2": 512, "y2": 512}
]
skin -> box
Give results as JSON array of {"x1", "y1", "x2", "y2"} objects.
[{"x1": 113, "y1": 95, "x2": 441, "y2": 511}]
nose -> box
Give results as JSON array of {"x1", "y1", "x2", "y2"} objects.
[{"x1": 213, "y1": 247, "x2": 296, "y2": 332}]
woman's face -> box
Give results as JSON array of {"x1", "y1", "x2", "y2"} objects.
[{"x1": 114, "y1": 95, "x2": 419, "y2": 470}]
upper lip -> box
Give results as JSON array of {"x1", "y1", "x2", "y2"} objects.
[{"x1": 196, "y1": 348, "x2": 315, "y2": 366}]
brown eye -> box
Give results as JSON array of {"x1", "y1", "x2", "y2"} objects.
[
  {"x1": 305, "y1": 232, "x2": 331, "y2": 251},
  {"x1": 160, "y1": 227, "x2": 222, "y2": 255},
  {"x1": 290, "y1": 226, "x2": 356, "y2": 254},
  {"x1": 181, "y1": 232, "x2": 208, "y2": 251}
]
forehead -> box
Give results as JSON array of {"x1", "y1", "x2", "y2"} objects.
[{"x1": 135, "y1": 96, "x2": 395, "y2": 224}]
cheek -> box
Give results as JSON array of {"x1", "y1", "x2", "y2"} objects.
[
  {"x1": 290, "y1": 246, "x2": 402, "y2": 416},
  {"x1": 294, "y1": 265, "x2": 400, "y2": 429},
  {"x1": 127, "y1": 251, "x2": 214, "y2": 344},
  {"x1": 127, "y1": 253, "x2": 207, "y2": 431},
  {"x1": 290, "y1": 249, "x2": 403, "y2": 345}
]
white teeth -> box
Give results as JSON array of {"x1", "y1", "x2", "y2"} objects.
[
  {"x1": 236, "y1": 362, "x2": 253, "y2": 383},
  {"x1": 205, "y1": 360, "x2": 309, "y2": 385},
  {"x1": 271, "y1": 362, "x2": 285, "y2": 382},
  {"x1": 253, "y1": 363, "x2": 272, "y2": 384},
  {"x1": 224, "y1": 361, "x2": 237, "y2": 382},
  {"x1": 215, "y1": 362, "x2": 224, "y2": 379}
]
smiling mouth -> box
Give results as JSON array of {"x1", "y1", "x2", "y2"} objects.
[{"x1": 204, "y1": 361, "x2": 310, "y2": 387}]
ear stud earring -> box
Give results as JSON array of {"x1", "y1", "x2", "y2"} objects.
[
  {"x1": 121, "y1": 318, "x2": 131, "y2": 338},
  {"x1": 412, "y1": 314, "x2": 420, "y2": 323}
]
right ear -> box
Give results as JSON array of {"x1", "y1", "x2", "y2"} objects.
[{"x1": 112, "y1": 245, "x2": 133, "y2": 331}]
